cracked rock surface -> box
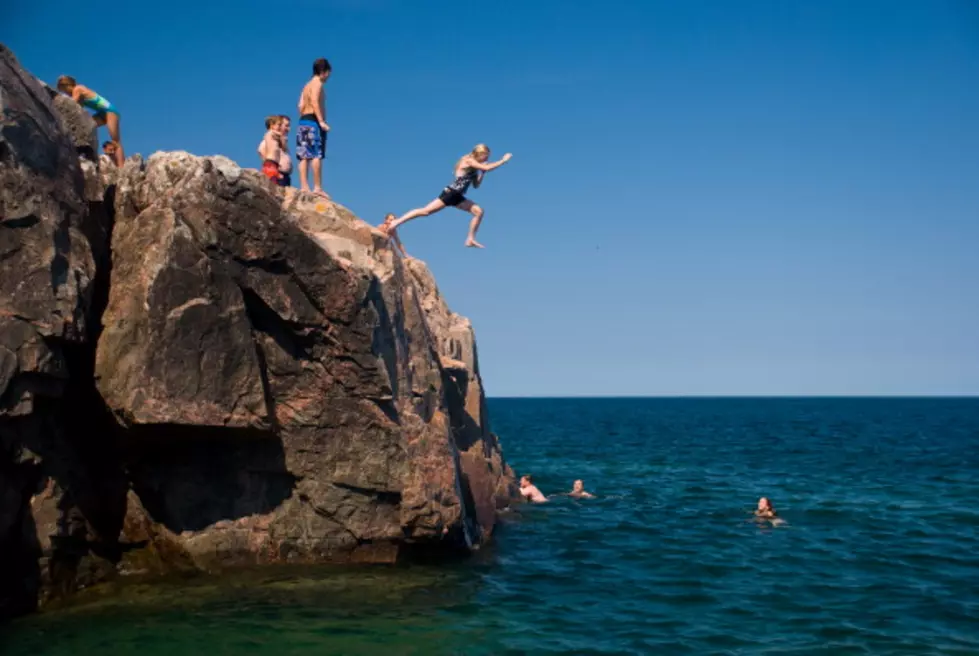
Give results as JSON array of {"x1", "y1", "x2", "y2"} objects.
[{"x1": 0, "y1": 45, "x2": 516, "y2": 619}]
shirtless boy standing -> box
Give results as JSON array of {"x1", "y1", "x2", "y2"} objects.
[
  {"x1": 259, "y1": 116, "x2": 285, "y2": 183},
  {"x1": 258, "y1": 115, "x2": 292, "y2": 186},
  {"x1": 296, "y1": 57, "x2": 331, "y2": 197}
]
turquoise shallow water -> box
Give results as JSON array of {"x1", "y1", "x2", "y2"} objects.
[{"x1": 3, "y1": 398, "x2": 979, "y2": 655}]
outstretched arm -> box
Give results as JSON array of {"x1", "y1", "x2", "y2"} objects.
[{"x1": 467, "y1": 153, "x2": 513, "y2": 172}]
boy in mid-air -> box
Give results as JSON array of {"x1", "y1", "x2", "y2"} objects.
[{"x1": 258, "y1": 116, "x2": 285, "y2": 183}]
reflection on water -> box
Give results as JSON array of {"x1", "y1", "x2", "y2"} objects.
[{"x1": 5, "y1": 562, "x2": 495, "y2": 655}]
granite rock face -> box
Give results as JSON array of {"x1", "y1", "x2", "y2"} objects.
[
  {"x1": 0, "y1": 45, "x2": 515, "y2": 619},
  {"x1": 0, "y1": 43, "x2": 116, "y2": 619}
]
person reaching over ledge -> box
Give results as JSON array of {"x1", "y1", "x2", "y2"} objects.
[
  {"x1": 383, "y1": 144, "x2": 512, "y2": 249},
  {"x1": 101, "y1": 141, "x2": 117, "y2": 167},
  {"x1": 57, "y1": 75, "x2": 124, "y2": 167},
  {"x1": 378, "y1": 214, "x2": 408, "y2": 258}
]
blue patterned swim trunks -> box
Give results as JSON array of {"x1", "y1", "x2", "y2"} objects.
[{"x1": 296, "y1": 118, "x2": 326, "y2": 160}]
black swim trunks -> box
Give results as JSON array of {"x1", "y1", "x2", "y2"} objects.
[
  {"x1": 439, "y1": 166, "x2": 479, "y2": 207},
  {"x1": 439, "y1": 188, "x2": 467, "y2": 207}
]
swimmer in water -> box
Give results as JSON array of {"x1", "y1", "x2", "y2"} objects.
[
  {"x1": 755, "y1": 497, "x2": 776, "y2": 518},
  {"x1": 568, "y1": 479, "x2": 595, "y2": 499},
  {"x1": 519, "y1": 475, "x2": 548, "y2": 503},
  {"x1": 754, "y1": 497, "x2": 785, "y2": 525}
]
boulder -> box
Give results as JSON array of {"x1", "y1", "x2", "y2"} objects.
[
  {"x1": 0, "y1": 43, "x2": 516, "y2": 618},
  {"x1": 45, "y1": 87, "x2": 99, "y2": 161},
  {"x1": 96, "y1": 152, "x2": 516, "y2": 566}
]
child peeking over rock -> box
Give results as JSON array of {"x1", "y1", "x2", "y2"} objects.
[
  {"x1": 57, "y1": 75, "x2": 124, "y2": 167},
  {"x1": 378, "y1": 213, "x2": 408, "y2": 258}
]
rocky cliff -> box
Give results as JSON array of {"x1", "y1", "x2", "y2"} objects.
[{"x1": 0, "y1": 44, "x2": 516, "y2": 618}]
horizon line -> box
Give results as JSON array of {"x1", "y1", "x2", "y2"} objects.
[{"x1": 486, "y1": 394, "x2": 979, "y2": 400}]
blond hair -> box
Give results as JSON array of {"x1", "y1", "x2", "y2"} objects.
[
  {"x1": 456, "y1": 143, "x2": 490, "y2": 171},
  {"x1": 264, "y1": 115, "x2": 281, "y2": 129},
  {"x1": 56, "y1": 75, "x2": 77, "y2": 92}
]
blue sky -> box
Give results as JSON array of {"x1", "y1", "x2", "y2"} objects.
[{"x1": 5, "y1": 1, "x2": 978, "y2": 396}]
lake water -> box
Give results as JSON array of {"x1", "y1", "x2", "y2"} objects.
[{"x1": 4, "y1": 398, "x2": 979, "y2": 654}]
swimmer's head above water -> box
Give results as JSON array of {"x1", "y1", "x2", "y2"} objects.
[
  {"x1": 569, "y1": 479, "x2": 595, "y2": 499},
  {"x1": 756, "y1": 497, "x2": 776, "y2": 517}
]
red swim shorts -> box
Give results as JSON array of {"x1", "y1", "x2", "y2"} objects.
[{"x1": 262, "y1": 160, "x2": 280, "y2": 181}]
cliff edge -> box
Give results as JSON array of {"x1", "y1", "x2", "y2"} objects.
[{"x1": 0, "y1": 44, "x2": 516, "y2": 618}]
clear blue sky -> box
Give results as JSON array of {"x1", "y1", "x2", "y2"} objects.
[{"x1": 5, "y1": 1, "x2": 978, "y2": 396}]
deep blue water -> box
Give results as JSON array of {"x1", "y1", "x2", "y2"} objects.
[{"x1": 4, "y1": 398, "x2": 979, "y2": 655}]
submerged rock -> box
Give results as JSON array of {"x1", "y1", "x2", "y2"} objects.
[{"x1": 0, "y1": 44, "x2": 516, "y2": 618}]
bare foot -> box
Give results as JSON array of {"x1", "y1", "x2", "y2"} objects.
[
  {"x1": 465, "y1": 238, "x2": 485, "y2": 249},
  {"x1": 312, "y1": 188, "x2": 330, "y2": 199}
]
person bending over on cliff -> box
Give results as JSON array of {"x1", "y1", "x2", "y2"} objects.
[
  {"x1": 57, "y1": 76, "x2": 124, "y2": 168},
  {"x1": 382, "y1": 144, "x2": 512, "y2": 249},
  {"x1": 296, "y1": 58, "x2": 331, "y2": 198},
  {"x1": 258, "y1": 115, "x2": 286, "y2": 184},
  {"x1": 519, "y1": 475, "x2": 548, "y2": 503},
  {"x1": 379, "y1": 214, "x2": 408, "y2": 258},
  {"x1": 569, "y1": 479, "x2": 596, "y2": 499}
]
